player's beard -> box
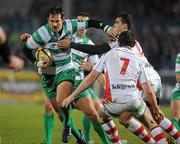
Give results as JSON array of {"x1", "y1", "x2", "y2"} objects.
[{"x1": 53, "y1": 26, "x2": 58, "y2": 32}]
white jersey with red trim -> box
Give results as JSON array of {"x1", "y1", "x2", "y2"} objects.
[
  {"x1": 109, "y1": 40, "x2": 160, "y2": 81},
  {"x1": 132, "y1": 41, "x2": 161, "y2": 81},
  {"x1": 132, "y1": 41, "x2": 161, "y2": 99},
  {"x1": 108, "y1": 39, "x2": 161, "y2": 99},
  {"x1": 94, "y1": 47, "x2": 149, "y2": 103}
]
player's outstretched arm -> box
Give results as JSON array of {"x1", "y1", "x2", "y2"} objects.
[
  {"x1": 87, "y1": 19, "x2": 117, "y2": 38},
  {"x1": 57, "y1": 38, "x2": 111, "y2": 54},
  {"x1": 62, "y1": 70, "x2": 100, "y2": 108}
]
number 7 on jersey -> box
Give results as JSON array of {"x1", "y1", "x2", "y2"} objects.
[{"x1": 120, "y1": 58, "x2": 130, "y2": 75}]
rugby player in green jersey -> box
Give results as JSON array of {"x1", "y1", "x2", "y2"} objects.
[
  {"x1": 171, "y1": 53, "x2": 180, "y2": 131},
  {"x1": 21, "y1": 6, "x2": 115, "y2": 144}
]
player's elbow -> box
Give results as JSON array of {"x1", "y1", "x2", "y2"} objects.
[{"x1": 176, "y1": 74, "x2": 180, "y2": 82}]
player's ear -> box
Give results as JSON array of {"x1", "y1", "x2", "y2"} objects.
[
  {"x1": 61, "y1": 15, "x2": 65, "y2": 22},
  {"x1": 47, "y1": 16, "x2": 49, "y2": 22}
]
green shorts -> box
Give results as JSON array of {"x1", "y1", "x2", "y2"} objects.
[
  {"x1": 41, "y1": 68, "x2": 76, "y2": 99},
  {"x1": 171, "y1": 90, "x2": 180, "y2": 101},
  {"x1": 73, "y1": 80, "x2": 90, "y2": 102},
  {"x1": 87, "y1": 87, "x2": 97, "y2": 99}
]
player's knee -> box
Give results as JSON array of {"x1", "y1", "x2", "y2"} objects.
[
  {"x1": 85, "y1": 109, "x2": 99, "y2": 121},
  {"x1": 172, "y1": 110, "x2": 180, "y2": 119},
  {"x1": 45, "y1": 102, "x2": 54, "y2": 114},
  {"x1": 119, "y1": 118, "x2": 129, "y2": 126}
]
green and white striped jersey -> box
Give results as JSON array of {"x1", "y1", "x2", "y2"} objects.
[
  {"x1": 26, "y1": 19, "x2": 88, "y2": 75},
  {"x1": 174, "y1": 53, "x2": 180, "y2": 91},
  {"x1": 175, "y1": 53, "x2": 180, "y2": 74},
  {"x1": 71, "y1": 33, "x2": 99, "y2": 80}
]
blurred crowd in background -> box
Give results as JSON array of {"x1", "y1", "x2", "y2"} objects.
[{"x1": 0, "y1": 0, "x2": 179, "y2": 70}]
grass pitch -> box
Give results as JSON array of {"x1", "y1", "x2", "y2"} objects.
[{"x1": 0, "y1": 102, "x2": 171, "y2": 144}]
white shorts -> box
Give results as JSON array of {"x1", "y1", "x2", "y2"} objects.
[{"x1": 100, "y1": 97, "x2": 146, "y2": 118}]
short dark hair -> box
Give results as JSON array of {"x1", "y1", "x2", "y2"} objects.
[
  {"x1": 116, "y1": 13, "x2": 133, "y2": 30},
  {"x1": 77, "y1": 12, "x2": 89, "y2": 17},
  {"x1": 118, "y1": 31, "x2": 136, "y2": 47},
  {"x1": 48, "y1": 6, "x2": 64, "y2": 18}
]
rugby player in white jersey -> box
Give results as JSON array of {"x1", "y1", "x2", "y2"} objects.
[
  {"x1": 58, "y1": 13, "x2": 180, "y2": 143},
  {"x1": 69, "y1": 12, "x2": 121, "y2": 144},
  {"x1": 62, "y1": 31, "x2": 169, "y2": 144},
  {"x1": 111, "y1": 14, "x2": 180, "y2": 143},
  {"x1": 58, "y1": 14, "x2": 155, "y2": 144}
]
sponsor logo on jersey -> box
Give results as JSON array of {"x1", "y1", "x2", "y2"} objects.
[
  {"x1": 144, "y1": 63, "x2": 152, "y2": 68},
  {"x1": 111, "y1": 84, "x2": 135, "y2": 90}
]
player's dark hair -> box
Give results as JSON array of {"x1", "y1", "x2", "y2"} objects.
[
  {"x1": 77, "y1": 12, "x2": 89, "y2": 17},
  {"x1": 48, "y1": 6, "x2": 64, "y2": 19},
  {"x1": 116, "y1": 13, "x2": 133, "y2": 30},
  {"x1": 118, "y1": 31, "x2": 136, "y2": 47}
]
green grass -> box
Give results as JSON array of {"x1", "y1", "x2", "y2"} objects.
[{"x1": 0, "y1": 103, "x2": 171, "y2": 144}]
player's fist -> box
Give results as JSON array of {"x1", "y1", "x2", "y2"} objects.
[
  {"x1": 80, "y1": 61, "x2": 93, "y2": 71},
  {"x1": 152, "y1": 109, "x2": 164, "y2": 124},
  {"x1": 107, "y1": 27, "x2": 118, "y2": 41},
  {"x1": 62, "y1": 95, "x2": 75, "y2": 108},
  {"x1": 57, "y1": 38, "x2": 71, "y2": 49},
  {"x1": 7, "y1": 55, "x2": 24, "y2": 70},
  {"x1": 20, "y1": 33, "x2": 31, "y2": 42}
]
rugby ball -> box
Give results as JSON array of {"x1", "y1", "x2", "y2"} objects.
[{"x1": 36, "y1": 48, "x2": 53, "y2": 67}]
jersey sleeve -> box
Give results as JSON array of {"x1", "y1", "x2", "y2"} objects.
[
  {"x1": 86, "y1": 39, "x2": 99, "y2": 65},
  {"x1": 26, "y1": 25, "x2": 51, "y2": 49},
  {"x1": 65, "y1": 19, "x2": 88, "y2": 33},
  {"x1": 93, "y1": 54, "x2": 106, "y2": 73},
  {"x1": 87, "y1": 19, "x2": 111, "y2": 32},
  {"x1": 175, "y1": 53, "x2": 180, "y2": 74},
  {"x1": 68, "y1": 19, "x2": 111, "y2": 33},
  {"x1": 139, "y1": 62, "x2": 150, "y2": 84},
  {"x1": 70, "y1": 42, "x2": 111, "y2": 54}
]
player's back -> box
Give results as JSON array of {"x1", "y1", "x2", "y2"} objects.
[{"x1": 104, "y1": 47, "x2": 143, "y2": 101}]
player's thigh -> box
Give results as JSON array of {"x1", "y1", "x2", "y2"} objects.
[
  {"x1": 170, "y1": 100, "x2": 180, "y2": 119},
  {"x1": 93, "y1": 97, "x2": 100, "y2": 111},
  {"x1": 56, "y1": 81, "x2": 73, "y2": 103},
  {"x1": 74, "y1": 96, "x2": 97, "y2": 116},
  {"x1": 55, "y1": 68, "x2": 76, "y2": 103},
  {"x1": 118, "y1": 111, "x2": 132, "y2": 126}
]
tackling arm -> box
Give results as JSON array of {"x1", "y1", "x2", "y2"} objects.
[
  {"x1": 62, "y1": 70, "x2": 100, "y2": 107},
  {"x1": 57, "y1": 38, "x2": 111, "y2": 54}
]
